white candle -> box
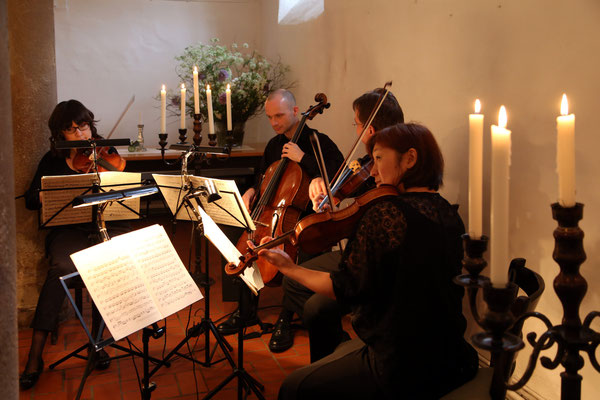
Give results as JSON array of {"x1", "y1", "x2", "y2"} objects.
[
  {"x1": 160, "y1": 84, "x2": 166, "y2": 134},
  {"x1": 193, "y1": 66, "x2": 200, "y2": 115},
  {"x1": 557, "y1": 94, "x2": 576, "y2": 207},
  {"x1": 180, "y1": 83, "x2": 186, "y2": 129},
  {"x1": 468, "y1": 99, "x2": 484, "y2": 239},
  {"x1": 206, "y1": 84, "x2": 215, "y2": 134},
  {"x1": 490, "y1": 105, "x2": 511, "y2": 287},
  {"x1": 226, "y1": 84, "x2": 232, "y2": 131},
  {"x1": 139, "y1": 111, "x2": 143, "y2": 125}
]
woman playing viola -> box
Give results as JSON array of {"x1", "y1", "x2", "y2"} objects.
[
  {"x1": 20, "y1": 100, "x2": 126, "y2": 390},
  {"x1": 254, "y1": 123, "x2": 478, "y2": 399}
]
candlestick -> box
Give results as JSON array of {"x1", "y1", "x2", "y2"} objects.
[
  {"x1": 160, "y1": 84, "x2": 166, "y2": 134},
  {"x1": 490, "y1": 106, "x2": 511, "y2": 287},
  {"x1": 180, "y1": 83, "x2": 186, "y2": 130},
  {"x1": 206, "y1": 84, "x2": 215, "y2": 134},
  {"x1": 557, "y1": 94, "x2": 576, "y2": 207},
  {"x1": 469, "y1": 99, "x2": 484, "y2": 239},
  {"x1": 226, "y1": 84, "x2": 232, "y2": 131},
  {"x1": 136, "y1": 124, "x2": 146, "y2": 152},
  {"x1": 193, "y1": 66, "x2": 200, "y2": 115}
]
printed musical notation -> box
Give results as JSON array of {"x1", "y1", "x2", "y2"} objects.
[
  {"x1": 40, "y1": 172, "x2": 142, "y2": 227},
  {"x1": 70, "y1": 224, "x2": 202, "y2": 341},
  {"x1": 152, "y1": 174, "x2": 255, "y2": 230}
]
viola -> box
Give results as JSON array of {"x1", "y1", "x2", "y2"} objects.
[
  {"x1": 317, "y1": 82, "x2": 392, "y2": 212},
  {"x1": 317, "y1": 155, "x2": 373, "y2": 211},
  {"x1": 71, "y1": 143, "x2": 126, "y2": 173},
  {"x1": 226, "y1": 185, "x2": 400, "y2": 276},
  {"x1": 236, "y1": 93, "x2": 330, "y2": 286}
]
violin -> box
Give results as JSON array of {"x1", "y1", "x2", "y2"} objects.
[
  {"x1": 236, "y1": 93, "x2": 330, "y2": 286},
  {"x1": 226, "y1": 185, "x2": 400, "y2": 276},
  {"x1": 71, "y1": 142, "x2": 126, "y2": 173}
]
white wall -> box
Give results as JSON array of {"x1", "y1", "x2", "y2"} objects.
[
  {"x1": 54, "y1": 0, "x2": 266, "y2": 147},
  {"x1": 54, "y1": 0, "x2": 600, "y2": 398},
  {"x1": 258, "y1": 0, "x2": 600, "y2": 399}
]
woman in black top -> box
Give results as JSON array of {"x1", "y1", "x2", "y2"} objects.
[
  {"x1": 20, "y1": 100, "x2": 123, "y2": 390},
  {"x1": 255, "y1": 123, "x2": 478, "y2": 399}
]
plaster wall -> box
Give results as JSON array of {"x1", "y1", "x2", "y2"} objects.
[
  {"x1": 257, "y1": 0, "x2": 600, "y2": 398},
  {"x1": 53, "y1": 0, "x2": 265, "y2": 147}
]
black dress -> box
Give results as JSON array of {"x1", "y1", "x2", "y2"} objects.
[
  {"x1": 25, "y1": 151, "x2": 128, "y2": 332},
  {"x1": 279, "y1": 192, "x2": 479, "y2": 400}
]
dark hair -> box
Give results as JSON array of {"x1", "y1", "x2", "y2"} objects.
[
  {"x1": 367, "y1": 123, "x2": 444, "y2": 190},
  {"x1": 48, "y1": 100, "x2": 100, "y2": 157},
  {"x1": 352, "y1": 89, "x2": 404, "y2": 131}
]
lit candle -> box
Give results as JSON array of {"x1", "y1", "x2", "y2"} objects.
[
  {"x1": 180, "y1": 83, "x2": 186, "y2": 130},
  {"x1": 468, "y1": 99, "x2": 484, "y2": 239},
  {"x1": 160, "y1": 84, "x2": 166, "y2": 134},
  {"x1": 206, "y1": 84, "x2": 215, "y2": 134},
  {"x1": 193, "y1": 66, "x2": 200, "y2": 115},
  {"x1": 139, "y1": 111, "x2": 143, "y2": 125},
  {"x1": 490, "y1": 106, "x2": 511, "y2": 287},
  {"x1": 557, "y1": 94, "x2": 576, "y2": 207},
  {"x1": 226, "y1": 84, "x2": 232, "y2": 131}
]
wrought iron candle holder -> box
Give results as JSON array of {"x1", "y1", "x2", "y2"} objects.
[
  {"x1": 457, "y1": 203, "x2": 600, "y2": 400},
  {"x1": 193, "y1": 113, "x2": 202, "y2": 146},
  {"x1": 178, "y1": 128, "x2": 188, "y2": 144}
]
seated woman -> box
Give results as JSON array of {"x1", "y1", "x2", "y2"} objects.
[
  {"x1": 20, "y1": 100, "x2": 127, "y2": 390},
  {"x1": 254, "y1": 123, "x2": 479, "y2": 399}
]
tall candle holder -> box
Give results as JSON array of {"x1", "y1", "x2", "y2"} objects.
[
  {"x1": 193, "y1": 114, "x2": 202, "y2": 146},
  {"x1": 208, "y1": 130, "x2": 217, "y2": 147},
  {"x1": 457, "y1": 204, "x2": 600, "y2": 400},
  {"x1": 178, "y1": 128, "x2": 188, "y2": 144}
]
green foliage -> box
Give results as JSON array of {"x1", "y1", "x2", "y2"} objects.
[{"x1": 168, "y1": 38, "x2": 290, "y2": 123}]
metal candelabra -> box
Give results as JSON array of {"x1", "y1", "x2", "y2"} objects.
[{"x1": 455, "y1": 203, "x2": 600, "y2": 400}]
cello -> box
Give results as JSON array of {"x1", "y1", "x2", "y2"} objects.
[{"x1": 236, "y1": 93, "x2": 330, "y2": 286}]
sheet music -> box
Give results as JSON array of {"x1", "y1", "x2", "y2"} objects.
[
  {"x1": 97, "y1": 171, "x2": 142, "y2": 221},
  {"x1": 199, "y1": 208, "x2": 264, "y2": 295},
  {"x1": 112, "y1": 224, "x2": 203, "y2": 317},
  {"x1": 70, "y1": 224, "x2": 202, "y2": 341},
  {"x1": 71, "y1": 243, "x2": 162, "y2": 341},
  {"x1": 153, "y1": 174, "x2": 255, "y2": 229},
  {"x1": 40, "y1": 172, "x2": 142, "y2": 227},
  {"x1": 41, "y1": 174, "x2": 95, "y2": 226}
]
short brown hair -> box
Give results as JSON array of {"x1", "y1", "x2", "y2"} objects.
[
  {"x1": 352, "y1": 89, "x2": 404, "y2": 131},
  {"x1": 367, "y1": 123, "x2": 444, "y2": 190}
]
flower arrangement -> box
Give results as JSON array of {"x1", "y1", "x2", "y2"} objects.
[{"x1": 166, "y1": 38, "x2": 290, "y2": 124}]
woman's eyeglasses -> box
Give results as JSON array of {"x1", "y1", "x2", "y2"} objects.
[{"x1": 64, "y1": 122, "x2": 90, "y2": 135}]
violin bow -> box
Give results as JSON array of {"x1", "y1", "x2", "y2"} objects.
[
  {"x1": 309, "y1": 132, "x2": 337, "y2": 210},
  {"x1": 105, "y1": 95, "x2": 135, "y2": 139},
  {"x1": 326, "y1": 81, "x2": 392, "y2": 200}
]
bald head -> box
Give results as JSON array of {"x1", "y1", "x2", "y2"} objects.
[
  {"x1": 265, "y1": 89, "x2": 299, "y2": 138},
  {"x1": 267, "y1": 89, "x2": 296, "y2": 109}
]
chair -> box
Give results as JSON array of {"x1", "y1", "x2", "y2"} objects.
[{"x1": 441, "y1": 258, "x2": 545, "y2": 399}]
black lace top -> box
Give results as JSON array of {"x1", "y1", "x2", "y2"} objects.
[{"x1": 331, "y1": 192, "x2": 478, "y2": 398}]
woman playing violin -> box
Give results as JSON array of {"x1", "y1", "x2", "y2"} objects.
[
  {"x1": 255, "y1": 123, "x2": 478, "y2": 399},
  {"x1": 20, "y1": 100, "x2": 127, "y2": 390}
]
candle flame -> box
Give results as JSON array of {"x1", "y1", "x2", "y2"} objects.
[
  {"x1": 181, "y1": 83, "x2": 185, "y2": 89},
  {"x1": 226, "y1": 83, "x2": 231, "y2": 91},
  {"x1": 206, "y1": 84, "x2": 211, "y2": 91},
  {"x1": 193, "y1": 66, "x2": 198, "y2": 73},
  {"x1": 498, "y1": 106, "x2": 507, "y2": 128},
  {"x1": 161, "y1": 84, "x2": 165, "y2": 91},
  {"x1": 474, "y1": 99, "x2": 481, "y2": 114},
  {"x1": 561, "y1": 93, "x2": 569, "y2": 116}
]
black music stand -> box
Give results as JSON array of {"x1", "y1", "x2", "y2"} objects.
[{"x1": 53, "y1": 185, "x2": 169, "y2": 400}]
